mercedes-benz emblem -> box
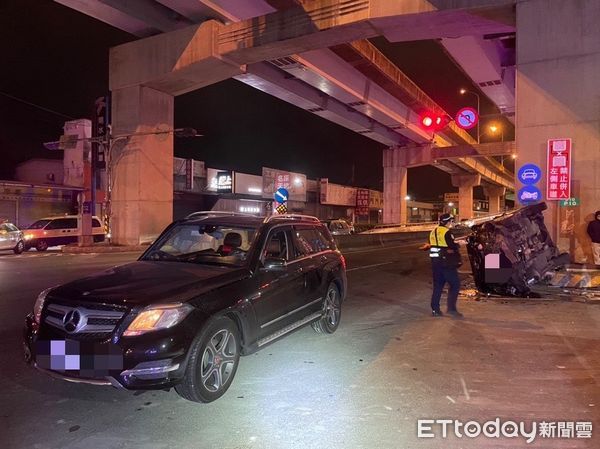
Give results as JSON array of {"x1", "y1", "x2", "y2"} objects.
[{"x1": 63, "y1": 309, "x2": 81, "y2": 333}]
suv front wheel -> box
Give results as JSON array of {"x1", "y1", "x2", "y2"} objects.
[
  {"x1": 312, "y1": 282, "x2": 341, "y2": 334},
  {"x1": 175, "y1": 316, "x2": 241, "y2": 403}
]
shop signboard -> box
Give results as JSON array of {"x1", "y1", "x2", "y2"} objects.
[
  {"x1": 262, "y1": 167, "x2": 306, "y2": 202},
  {"x1": 356, "y1": 189, "x2": 370, "y2": 216}
]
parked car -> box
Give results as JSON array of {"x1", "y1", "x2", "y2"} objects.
[
  {"x1": 24, "y1": 213, "x2": 347, "y2": 402},
  {"x1": 23, "y1": 215, "x2": 105, "y2": 251},
  {"x1": 323, "y1": 219, "x2": 354, "y2": 235},
  {"x1": 0, "y1": 221, "x2": 25, "y2": 254}
]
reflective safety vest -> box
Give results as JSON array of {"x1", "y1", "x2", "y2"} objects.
[{"x1": 429, "y1": 226, "x2": 449, "y2": 258}]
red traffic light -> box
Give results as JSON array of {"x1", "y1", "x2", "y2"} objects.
[
  {"x1": 420, "y1": 112, "x2": 449, "y2": 131},
  {"x1": 422, "y1": 116, "x2": 433, "y2": 127}
]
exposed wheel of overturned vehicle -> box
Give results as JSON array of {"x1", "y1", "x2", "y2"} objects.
[
  {"x1": 175, "y1": 316, "x2": 241, "y2": 403},
  {"x1": 311, "y1": 282, "x2": 341, "y2": 334}
]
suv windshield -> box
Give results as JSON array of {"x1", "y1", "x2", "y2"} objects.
[{"x1": 142, "y1": 223, "x2": 258, "y2": 267}]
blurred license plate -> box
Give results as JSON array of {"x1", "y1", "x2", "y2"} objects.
[{"x1": 36, "y1": 340, "x2": 123, "y2": 375}]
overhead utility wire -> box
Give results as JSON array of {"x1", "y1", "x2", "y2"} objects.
[{"x1": 0, "y1": 91, "x2": 76, "y2": 120}]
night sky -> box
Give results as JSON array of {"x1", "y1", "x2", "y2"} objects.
[{"x1": 1, "y1": 0, "x2": 513, "y2": 201}]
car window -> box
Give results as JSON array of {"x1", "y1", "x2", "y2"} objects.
[
  {"x1": 262, "y1": 228, "x2": 290, "y2": 261},
  {"x1": 46, "y1": 219, "x2": 73, "y2": 230},
  {"x1": 292, "y1": 226, "x2": 331, "y2": 256},
  {"x1": 315, "y1": 225, "x2": 336, "y2": 250},
  {"x1": 0, "y1": 224, "x2": 9, "y2": 232},
  {"x1": 143, "y1": 223, "x2": 257, "y2": 267},
  {"x1": 28, "y1": 220, "x2": 51, "y2": 229},
  {"x1": 53, "y1": 218, "x2": 78, "y2": 229},
  {"x1": 92, "y1": 219, "x2": 102, "y2": 228},
  {"x1": 7, "y1": 224, "x2": 19, "y2": 232}
]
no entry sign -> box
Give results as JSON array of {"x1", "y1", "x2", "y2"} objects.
[{"x1": 546, "y1": 138, "x2": 572, "y2": 200}]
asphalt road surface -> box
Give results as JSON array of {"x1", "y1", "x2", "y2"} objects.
[{"x1": 0, "y1": 245, "x2": 598, "y2": 449}]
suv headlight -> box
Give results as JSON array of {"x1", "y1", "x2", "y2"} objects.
[
  {"x1": 123, "y1": 303, "x2": 193, "y2": 337},
  {"x1": 33, "y1": 288, "x2": 52, "y2": 323}
]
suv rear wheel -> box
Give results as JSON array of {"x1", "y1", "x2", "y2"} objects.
[
  {"x1": 312, "y1": 282, "x2": 341, "y2": 334},
  {"x1": 175, "y1": 316, "x2": 241, "y2": 403}
]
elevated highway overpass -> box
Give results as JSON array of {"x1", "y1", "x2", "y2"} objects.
[
  {"x1": 54, "y1": 0, "x2": 517, "y2": 237},
  {"x1": 51, "y1": 0, "x2": 600, "y2": 267}
]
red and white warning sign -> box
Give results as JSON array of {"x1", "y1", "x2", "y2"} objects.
[{"x1": 546, "y1": 138, "x2": 572, "y2": 200}]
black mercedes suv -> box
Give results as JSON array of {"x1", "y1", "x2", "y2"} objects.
[{"x1": 24, "y1": 213, "x2": 346, "y2": 402}]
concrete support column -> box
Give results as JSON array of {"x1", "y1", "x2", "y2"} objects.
[
  {"x1": 110, "y1": 86, "x2": 174, "y2": 245},
  {"x1": 517, "y1": 0, "x2": 600, "y2": 263},
  {"x1": 484, "y1": 185, "x2": 506, "y2": 215},
  {"x1": 451, "y1": 174, "x2": 481, "y2": 221},
  {"x1": 383, "y1": 147, "x2": 408, "y2": 224}
]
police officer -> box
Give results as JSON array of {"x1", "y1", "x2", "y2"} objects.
[{"x1": 428, "y1": 213, "x2": 463, "y2": 317}]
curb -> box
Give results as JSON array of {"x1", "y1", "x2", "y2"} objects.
[{"x1": 61, "y1": 245, "x2": 149, "y2": 254}]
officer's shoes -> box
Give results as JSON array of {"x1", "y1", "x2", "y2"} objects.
[
  {"x1": 447, "y1": 310, "x2": 464, "y2": 318},
  {"x1": 431, "y1": 309, "x2": 444, "y2": 317}
]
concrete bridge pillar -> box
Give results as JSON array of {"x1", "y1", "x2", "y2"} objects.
[
  {"x1": 383, "y1": 147, "x2": 408, "y2": 224},
  {"x1": 517, "y1": 0, "x2": 600, "y2": 263},
  {"x1": 110, "y1": 86, "x2": 174, "y2": 245},
  {"x1": 451, "y1": 174, "x2": 481, "y2": 221},
  {"x1": 484, "y1": 185, "x2": 506, "y2": 215}
]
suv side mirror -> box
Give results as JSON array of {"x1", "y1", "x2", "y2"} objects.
[{"x1": 262, "y1": 257, "x2": 287, "y2": 272}]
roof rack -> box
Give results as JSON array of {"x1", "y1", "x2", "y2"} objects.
[
  {"x1": 264, "y1": 214, "x2": 321, "y2": 223},
  {"x1": 185, "y1": 211, "x2": 257, "y2": 220}
]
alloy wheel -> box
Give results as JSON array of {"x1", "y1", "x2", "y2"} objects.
[
  {"x1": 200, "y1": 328, "x2": 238, "y2": 393},
  {"x1": 324, "y1": 287, "x2": 340, "y2": 326}
]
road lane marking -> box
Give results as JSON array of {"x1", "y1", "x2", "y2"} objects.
[
  {"x1": 347, "y1": 261, "x2": 396, "y2": 272},
  {"x1": 460, "y1": 376, "x2": 471, "y2": 401}
]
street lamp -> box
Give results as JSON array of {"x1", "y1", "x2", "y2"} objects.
[
  {"x1": 488, "y1": 123, "x2": 506, "y2": 170},
  {"x1": 488, "y1": 123, "x2": 504, "y2": 142},
  {"x1": 459, "y1": 88, "x2": 481, "y2": 143}
]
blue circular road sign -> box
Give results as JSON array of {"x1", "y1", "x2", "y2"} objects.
[
  {"x1": 517, "y1": 164, "x2": 542, "y2": 185},
  {"x1": 518, "y1": 185, "x2": 542, "y2": 204},
  {"x1": 274, "y1": 187, "x2": 289, "y2": 203}
]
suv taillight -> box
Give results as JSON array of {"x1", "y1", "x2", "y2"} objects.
[{"x1": 340, "y1": 254, "x2": 346, "y2": 270}]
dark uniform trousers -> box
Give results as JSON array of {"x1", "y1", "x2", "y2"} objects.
[{"x1": 430, "y1": 260, "x2": 460, "y2": 312}]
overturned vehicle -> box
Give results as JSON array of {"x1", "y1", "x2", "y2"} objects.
[{"x1": 466, "y1": 203, "x2": 570, "y2": 297}]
